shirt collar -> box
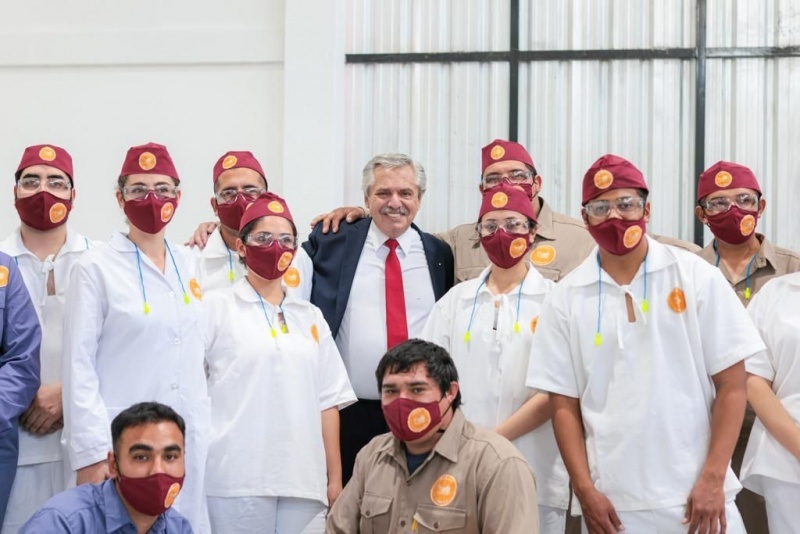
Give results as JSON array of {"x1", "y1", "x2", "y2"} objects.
[
  {"x1": 459, "y1": 265, "x2": 552, "y2": 300},
  {"x1": 0, "y1": 226, "x2": 89, "y2": 259},
  {"x1": 567, "y1": 235, "x2": 677, "y2": 287},
  {"x1": 533, "y1": 198, "x2": 556, "y2": 240},
  {"x1": 700, "y1": 234, "x2": 777, "y2": 271},
  {"x1": 367, "y1": 220, "x2": 416, "y2": 253},
  {"x1": 202, "y1": 228, "x2": 235, "y2": 259},
  {"x1": 109, "y1": 231, "x2": 180, "y2": 256},
  {"x1": 233, "y1": 275, "x2": 300, "y2": 305},
  {"x1": 381, "y1": 408, "x2": 466, "y2": 468},
  {"x1": 102, "y1": 479, "x2": 137, "y2": 532}
]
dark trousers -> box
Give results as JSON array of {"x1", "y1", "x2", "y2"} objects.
[
  {"x1": 340, "y1": 400, "x2": 389, "y2": 485},
  {"x1": 732, "y1": 404, "x2": 769, "y2": 533}
]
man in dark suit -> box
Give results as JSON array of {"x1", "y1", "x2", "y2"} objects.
[{"x1": 302, "y1": 153, "x2": 454, "y2": 484}]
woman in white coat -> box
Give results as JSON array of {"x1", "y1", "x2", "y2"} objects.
[
  {"x1": 62, "y1": 143, "x2": 210, "y2": 533},
  {"x1": 204, "y1": 193, "x2": 356, "y2": 533},
  {"x1": 421, "y1": 181, "x2": 569, "y2": 534},
  {"x1": 740, "y1": 272, "x2": 800, "y2": 533}
]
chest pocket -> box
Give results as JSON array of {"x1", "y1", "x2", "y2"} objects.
[
  {"x1": 413, "y1": 505, "x2": 468, "y2": 532},
  {"x1": 359, "y1": 492, "x2": 392, "y2": 534}
]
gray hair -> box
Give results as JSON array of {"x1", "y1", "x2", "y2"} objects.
[{"x1": 361, "y1": 153, "x2": 427, "y2": 198}]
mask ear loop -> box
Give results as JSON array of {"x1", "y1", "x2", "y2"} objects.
[
  {"x1": 227, "y1": 247, "x2": 235, "y2": 283},
  {"x1": 713, "y1": 240, "x2": 757, "y2": 300},
  {"x1": 595, "y1": 250, "x2": 649, "y2": 347},
  {"x1": 165, "y1": 241, "x2": 190, "y2": 304}
]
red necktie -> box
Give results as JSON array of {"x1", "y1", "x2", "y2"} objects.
[{"x1": 385, "y1": 238, "x2": 408, "y2": 349}]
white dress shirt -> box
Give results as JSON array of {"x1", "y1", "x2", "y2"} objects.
[{"x1": 336, "y1": 222, "x2": 435, "y2": 399}]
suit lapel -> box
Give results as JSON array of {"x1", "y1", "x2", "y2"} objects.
[
  {"x1": 333, "y1": 219, "x2": 370, "y2": 332},
  {"x1": 415, "y1": 223, "x2": 446, "y2": 299}
]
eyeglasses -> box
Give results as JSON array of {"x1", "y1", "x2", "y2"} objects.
[
  {"x1": 701, "y1": 193, "x2": 759, "y2": 215},
  {"x1": 476, "y1": 218, "x2": 533, "y2": 236},
  {"x1": 583, "y1": 196, "x2": 645, "y2": 220},
  {"x1": 244, "y1": 231, "x2": 297, "y2": 249},
  {"x1": 121, "y1": 184, "x2": 180, "y2": 200},
  {"x1": 18, "y1": 176, "x2": 72, "y2": 193},
  {"x1": 482, "y1": 170, "x2": 533, "y2": 188},
  {"x1": 215, "y1": 186, "x2": 266, "y2": 204}
]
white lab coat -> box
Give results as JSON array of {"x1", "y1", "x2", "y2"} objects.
[
  {"x1": 421, "y1": 265, "x2": 569, "y2": 510},
  {"x1": 62, "y1": 231, "x2": 210, "y2": 533},
  {"x1": 203, "y1": 278, "x2": 356, "y2": 504}
]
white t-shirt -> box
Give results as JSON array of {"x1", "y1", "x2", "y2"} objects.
[
  {"x1": 0, "y1": 227, "x2": 92, "y2": 466},
  {"x1": 336, "y1": 222, "x2": 436, "y2": 399},
  {"x1": 421, "y1": 265, "x2": 569, "y2": 509},
  {"x1": 529, "y1": 237, "x2": 765, "y2": 511},
  {"x1": 193, "y1": 228, "x2": 312, "y2": 299},
  {"x1": 204, "y1": 278, "x2": 356, "y2": 504},
  {"x1": 740, "y1": 272, "x2": 800, "y2": 493}
]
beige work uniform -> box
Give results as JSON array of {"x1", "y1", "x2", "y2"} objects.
[
  {"x1": 651, "y1": 234, "x2": 701, "y2": 253},
  {"x1": 439, "y1": 198, "x2": 595, "y2": 283},
  {"x1": 697, "y1": 232, "x2": 800, "y2": 534},
  {"x1": 697, "y1": 234, "x2": 800, "y2": 307},
  {"x1": 326, "y1": 409, "x2": 540, "y2": 534}
]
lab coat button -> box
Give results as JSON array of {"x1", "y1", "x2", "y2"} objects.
[
  {"x1": 171, "y1": 384, "x2": 178, "y2": 390},
  {"x1": 174, "y1": 338, "x2": 181, "y2": 345}
]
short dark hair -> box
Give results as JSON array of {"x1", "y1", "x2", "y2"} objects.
[
  {"x1": 375, "y1": 339, "x2": 461, "y2": 410},
  {"x1": 111, "y1": 402, "x2": 186, "y2": 454},
  {"x1": 238, "y1": 218, "x2": 299, "y2": 265}
]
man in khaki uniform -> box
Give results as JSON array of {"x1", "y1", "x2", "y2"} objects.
[
  {"x1": 327, "y1": 339, "x2": 539, "y2": 534},
  {"x1": 695, "y1": 160, "x2": 800, "y2": 533}
]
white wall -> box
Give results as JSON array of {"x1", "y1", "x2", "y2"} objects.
[{"x1": 0, "y1": 0, "x2": 345, "y2": 243}]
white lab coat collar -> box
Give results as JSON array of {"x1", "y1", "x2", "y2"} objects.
[
  {"x1": 459, "y1": 264, "x2": 553, "y2": 301},
  {"x1": 567, "y1": 236, "x2": 678, "y2": 288},
  {"x1": 202, "y1": 228, "x2": 234, "y2": 260},
  {"x1": 108, "y1": 231, "x2": 182, "y2": 256},
  {"x1": 232, "y1": 275, "x2": 304, "y2": 306},
  {"x1": 0, "y1": 225, "x2": 90, "y2": 259}
]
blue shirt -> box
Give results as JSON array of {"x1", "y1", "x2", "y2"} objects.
[{"x1": 20, "y1": 479, "x2": 194, "y2": 533}]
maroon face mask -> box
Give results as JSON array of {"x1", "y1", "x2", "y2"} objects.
[
  {"x1": 245, "y1": 243, "x2": 295, "y2": 281},
  {"x1": 123, "y1": 193, "x2": 176, "y2": 235},
  {"x1": 216, "y1": 194, "x2": 252, "y2": 231},
  {"x1": 480, "y1": 230, "x2": 530, "y2": 269},
  {"x1": 116, "y1": 471, "x2": 184, "y2": 516},
  {"x1": 382, "y1": 397, "x2": 446, "y2": 442},
  {"x1": 15, "y1": 191, "x2": 72, "y2": 231},
  {"x1": 705, "y1": 206, "x2": 758, "y2": 245},
  {"x1": 587, "y1": 217, "x2": 646, "y2": 256}
]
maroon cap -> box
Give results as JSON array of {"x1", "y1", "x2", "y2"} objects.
[
  {"x1": 479, "y1": 181, "x2": 537, "y2": 223},
  {"x1": 213, "y1": 151, "x2": 267, "y2": 185},
  {"x1": 697, "y1": 161, "x2": 761, "y2": 202},
  {"x1": 239, "y1": 192, "x2": 294, "y2": 232},
  {"x1": 16, "y1": 145, "x2": 73, "y2": 182},
  {"x1": 582, "y1": 154, "x2": 648, "y2": 205},
  {"x1": 120, "y1": 142, "x2": 179, "y2": 182},
  {"x1": 481, "y1": 139, "x2": 535, "y2": 174}
]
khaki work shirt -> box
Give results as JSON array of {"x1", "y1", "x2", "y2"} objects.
[
  {"x1": 439, "y1": 198, "x2": 595, "y2": 283},
  {"x1": 651, "y1": 234, "x2": 701, "y2": 253},
  {"x1": 697, "y1": 234, "x2": 800, "y2": 306},
  {"x1": 326, "y1": 409, "x2": 540, "y2": 534}
]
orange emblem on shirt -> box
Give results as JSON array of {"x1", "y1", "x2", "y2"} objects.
[
  {"x1": 160, "y1": 202, "x2": 174, "y2": 222},
  {"x1": 622, "y1": 225, "x2": 642, "y2": 249},
  {"x1": 0, "y1": 266, "x2": 9, "y2": 288},
  {"x1": 189, "y1": 278, "x2": 203, "y2": 300},
  {"x1": 714, "y1": 171, "x2": 733, "y2": 188},
  {"x1": 407, "y1": 407, "x2": 432, "y2": 433},
  {"x1": 740, "y1": 214, "x2": 756, "y2": 236},
  {"x1": 222, "y1": 154, "x2": 238, "y2": 169},
  {"x1": 49, "y1": 203, "x2": 68, "y2": 224},
  {"x1": 139, "y1": 152, "x2": 157, "y2": 171},
  {"x1": 164, "y1": 483, "x2": 181, "y2": 508},
  {"x1": 594, "y1": 169, "x2": 613, "y2": 189},
  {"x1": 283, "y1": 267, "x2": 300, "y2": 288},
  {"x1": 667, "y1": 287, "x2": 687, "y2": 314},
  {"x1": 490, "y1": 145, "x2": 505, "y2": 160},
  {"x1": 38, "y1": 146, "x2": 56, "y2": 161},
  {"x1": 509, "y1": 237, "x2": 528, "y2": 259},
  {"x1": 490, "y1": 192, "x2": 508, "y2": 208},
  {"x1": 430, "y1": 474, "x2": 458, "y2": 507},
  {"x1": 277, "y1": 252, "x2": 293, "y2": 272},
  {"x1": 268, "y1": 201, "x2": 284, "y2": 214},
  {"x1": 529, "y1": 244, "x2": 556, "y2": 266},
  {"x1": 310, "y1": 324, "x2": 320, "y2": 344}
]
